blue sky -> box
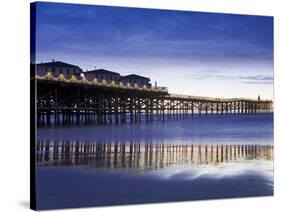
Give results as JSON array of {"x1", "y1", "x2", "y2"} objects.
[{"x1": 34, "y1": 2, "x2": 273, "y2": 99}]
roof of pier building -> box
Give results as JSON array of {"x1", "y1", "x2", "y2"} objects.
[
  {"x1": 84, "y1": 69, "x2": 121, "y2": 76},
  {"x1": 121, "y1": 74, "x2": 150, "y2": 81},
  {"x1": 37, "y1": 61, "x2": 82, "y2": 70}
]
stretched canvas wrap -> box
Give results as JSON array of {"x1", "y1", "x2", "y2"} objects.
[{"x1": 30, "y1": 2, "x2": 274, "y2": 210}]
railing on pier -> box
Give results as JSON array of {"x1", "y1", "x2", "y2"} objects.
[
  {"x1": 35, "y1": 72, "x2": 168, "y2": 93},
  {"x1": 168, "y1": 93, "x2": 272, "y2": 103}
]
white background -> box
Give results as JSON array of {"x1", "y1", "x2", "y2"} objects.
[{"x1": 0, "y1": 0, "x2": 280, "y2": 211}]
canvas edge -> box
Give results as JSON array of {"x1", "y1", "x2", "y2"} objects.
[{"x1": 30, "y1": 2, "x2": 37, "y2": 211}]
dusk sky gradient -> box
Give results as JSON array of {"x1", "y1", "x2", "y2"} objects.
[{"x1": 35, "y1": 2, "x2": 273, "y2": 99}]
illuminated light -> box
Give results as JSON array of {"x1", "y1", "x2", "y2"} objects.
[
  {"x1": 81, "y1": 75, "x2": 86, "y2": 83},
  {"x1": 36, "y1": 73, "x2": 171, "y2": 94},
  {"x1": 47, "y1": 72, "x2": 51, "y2": 80},
  {"x1": 71, "y1": 75, "x2": 76, "y2": 83},
  {"x1": 59, "y1": 74, "x2": 63, "y2": 80}
]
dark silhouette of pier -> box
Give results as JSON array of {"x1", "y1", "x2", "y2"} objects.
[
  {"x1": 34, "y1": 71, "x2": 273, "y2": 126},
  {"x1": 37, "y1": 140, "x2": 273, "y2": 171}
]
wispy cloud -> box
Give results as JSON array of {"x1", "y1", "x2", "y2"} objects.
[
  {"x1": 238, "y1": 75, "x2": 273, "y2": 84},
  {"x1": 241, "y1": 81, "x2": 273, "y2": 85},
  {"x1": 238, "y1": 75, "x2": 273, "y2": 81},
  {"x1": 190, "y1": 73, "x2": 273, "y2": 85}
]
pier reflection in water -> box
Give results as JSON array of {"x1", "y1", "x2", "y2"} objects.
[{"x1": 37, "y1": 140, "x2": 273, "y2": 171}]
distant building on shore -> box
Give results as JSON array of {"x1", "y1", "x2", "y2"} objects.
[
  {"x1": 36, "y1": 60, "x2": 83, "y2": 78},
  {"x1": 121, "y1": 74, "x2": 151, "y2": 87},
  {"x1": 83, "y1": 69, "x2": 121, "y2": 81}
]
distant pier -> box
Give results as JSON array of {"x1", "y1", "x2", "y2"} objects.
[{"x1": 34, "y1": 72, "x2": 273, "y2": 126}]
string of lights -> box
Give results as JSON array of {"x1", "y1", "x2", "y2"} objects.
[{"x1": 35, "y1": 72, "x2": 168, "y2": 92}]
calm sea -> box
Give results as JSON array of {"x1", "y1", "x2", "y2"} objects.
[{"x1": 36, "y1": 114, "x2": 274, "y2": 210}]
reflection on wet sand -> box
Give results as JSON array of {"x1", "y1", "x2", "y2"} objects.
[{"x1": 37, "y1": 140, "x2": 273, "y2": 171}]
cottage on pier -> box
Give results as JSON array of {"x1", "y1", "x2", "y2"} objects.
[
  {"x1": 121, "y1": 74, "x2": 151, "y2": 87},
  {"x1": 83, "y1": 69, "x2": 121, "y2": 81},
  {"x1": 36, "y1": 60, "x2": 83, "y2": 78}
]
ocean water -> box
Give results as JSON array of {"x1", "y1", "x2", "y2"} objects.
[{"x1": 36, "y1": 114, "x2": 274, "y2": 210}]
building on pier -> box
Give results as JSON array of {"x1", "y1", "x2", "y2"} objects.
[
  {"x1": 36, "y1": 60, "x2": 83, "y2": 79},
  {"x1": 83, "y1": 69, "x2": 121, "y2": 81},
  {"x1": 121, "y1": 74, "x2": 151, "y2": 87}
]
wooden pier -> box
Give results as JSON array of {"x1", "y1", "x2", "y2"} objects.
[{"x1": 34, "y1": 72, "x2": 273, "y2": 126}]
